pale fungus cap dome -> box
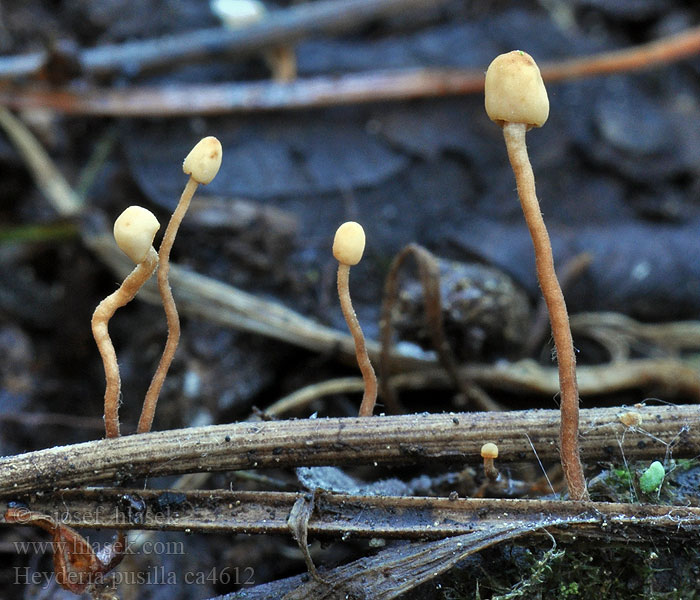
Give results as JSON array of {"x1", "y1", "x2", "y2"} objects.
[
  {"x1": 480, "y1": 442, "x2": 499, "y2": 459},
  {"x1": 183, "y1": 136, "x2": 223, "y2": 185},
  {"x1": 113, "y1": 206, "x2": 160, "y2": 264},
  {"x1": 210, "y1": 0, "x2": 266, "y2": 28},
  {"x1": 333, "y1": 222, "x2": 366, "y2": 266},
  {"x1": 209, "y1": 0, "x2": 267, "y2": 29},
  {"x1": 484, "y1": 50, "x2": 549, "y2": 128}
]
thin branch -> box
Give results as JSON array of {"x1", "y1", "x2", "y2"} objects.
[
  {"x1": 0, "y1": 107, "x2": 82, "y2": 215},
  {"x1": 0, "y1": 69, "x2": 480, "y2": 116},
  {"x1": 0, "y1": 412, "x2": 105, "y2": 430},
  {"x1": 4, "y1": 488, "x2": 700, "y2": 543},
  {"x1": 0, "y1": 404, "x2": 698, "y2": 496},
  {"x1": 0, "y1": 0, "x2": 446, "y2": 81},
  {"x1": 1, "y1": 25, "x2": 699, "y2": 115},
  {"x1": 541, "y1": 24, "x2": 700, "y2": 81},
  {"x1": 265, "y1": 377, "x2": 366, "y2": 416}
]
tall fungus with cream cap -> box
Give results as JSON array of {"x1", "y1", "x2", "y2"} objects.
[
  {"x1": 485, "y1": 51, "x2": 588, "y2": 501},
  {"x1": 139, "y1": 136, "x2": 223, "y2": 434},
  {"x1": 93, "y1": 206, "x2": 161, "y2": 438},
  {"x1": 333, "y1": 222, "x2": 377, "y2": 417}
]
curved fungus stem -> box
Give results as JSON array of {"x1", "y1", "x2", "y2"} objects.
[
  {"x1": 333, "y1": 222, "x2": 377, "y2": 417},
  {"x1": 138, "y1": 136, "x2": 222, "y2": 434},
  {"x1": 137, "y1": 177, "x2": 197, "y2": 434},
  {"x1": 92, "y1": 206, "x2": 160, "y2": 438}
]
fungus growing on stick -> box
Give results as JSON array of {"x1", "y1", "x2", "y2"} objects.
[
  {"x1": 92, "y1": 205, "x2": 160, "y2": 438},
  {"x1": 485, "y1": 50, "x2": 588, "y2": 500},
  {"x1": 138, "y1": 136, "x2": 222, "y2": 434},
  {"x1": 333, "y1": 221, "x2": 377, "y2": 417},
  {"x1": 480, "y1": 442, "x2": 500, "y2": 482}
]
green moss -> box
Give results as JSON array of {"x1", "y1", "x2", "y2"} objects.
[
  {"x1": 589, "y1": 459, "x2": 699, "y2": 504},
  {"x1": 436, "y1": 543, "x2": 700, "y2": 600},
  {"x1": 425, "y1": 460, "x2": 700, "y2": 599}
]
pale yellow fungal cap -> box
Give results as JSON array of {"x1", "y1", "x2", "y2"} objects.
[
  {"x1": 113, "y1": 206, "x2": 160, "y2": 264},
  {"x1": 333, "y1": 221, "x2": 365, "y2": 266},
  {"x1": 211, "y1": 0, "x2": 266, "y2": 28},
  {"x1": 484, "y1": 50, "x2": 549, "y2": 128},
  {"x1": 183, "y1": 136, "x2": 223, "y2": 185},
  {"x1": 480, "y1": 442, "x2": 499, "y2": 459}
]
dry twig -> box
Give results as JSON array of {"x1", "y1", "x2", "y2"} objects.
[
  {"x1": 2, "y1": 25, "x2": 699, "y2": 115},
  {"x1": 0, "y1": 0, "x2": 446, "y2": 81},
  {"x1": 5, "y1": 488, "x2": 700, "y2": 541},
  {"x1": 0, "y1": 404, "x2": 698, "y2": 496}
]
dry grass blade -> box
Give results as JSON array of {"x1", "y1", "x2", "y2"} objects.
[
  {"x1": 279, "y1": 524, "x2": 536, "y2": 600},
  {"x1": 0, "y1": 107, "x2": 82, "y2": 216}
]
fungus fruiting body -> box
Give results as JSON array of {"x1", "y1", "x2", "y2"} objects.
[
  {"x1": 211, "y1": 0, "x2": 297, "y2": 81},
  {"x1": 480, "y1": 442, "x2": 500, "y2": 482},
  {"x1": 619, "y1": 410, "x2": 643, "y2": 428},
  {"x1": 333, "y1": 222, "x2": 377, "y2": 417},
  {"x1": 92, "y1": 206, "x2": 160, "y2": 438},
  {"x1": 485, "y1": 51, "x2": 588, "y2": 500},
  {"x1": 138, "y1": 136, "x2": 222, "y2": 434}
]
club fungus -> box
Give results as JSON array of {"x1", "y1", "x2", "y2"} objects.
[
  {"x1": 333, "y1": 221, "x2": 377, "y2": 417},
  {"x1": 138, "y1": 136, "x2": 222, "y2": 434},
  {"x1": 480, "y1": 442, "x2": 500, "y2": 482},
  {"x1": 485, "y1": 50, "x2": 588, "y2": 500},
  {"x1": 92, "y1": 205, "x2": 160, "y2": 438}
]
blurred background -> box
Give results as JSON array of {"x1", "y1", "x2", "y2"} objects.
[{"x1": 1, "y1": 0, "x2": 700, "y2": 597}]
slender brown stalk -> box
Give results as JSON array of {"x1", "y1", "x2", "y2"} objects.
[
  {"x1": 92, "y1": 247, "x2": 158, "y2": 438},
  {"x1": 337, "y1": 263, "x2": 377, "y2": 416},
  {"x1": 138, "y1": 177, "x2": 198, "y2": 433},
  {"x1": 502, "y1": 122, "x2": 588, "y2": 501}
]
